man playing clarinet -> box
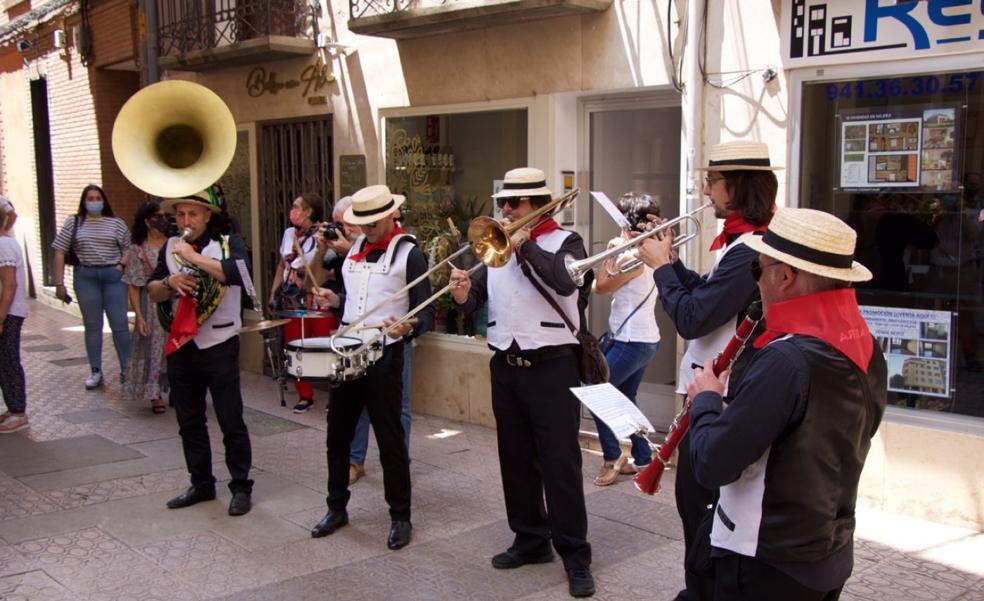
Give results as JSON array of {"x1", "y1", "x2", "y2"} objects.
[{"x1": 687, "y1": 208, "x2": 886, "y2": 601}]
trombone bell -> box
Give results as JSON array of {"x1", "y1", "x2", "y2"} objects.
[{"x1": 112, "y1": 80, "x2": 236, "y2": 199}]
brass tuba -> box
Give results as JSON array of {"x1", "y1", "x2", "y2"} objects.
[
  {"x1": 111, "y1": 80, "x2": 236, "y2": 199},
  {"x1": 111, "y1": 80, "x2": 237, "y2": 330}
]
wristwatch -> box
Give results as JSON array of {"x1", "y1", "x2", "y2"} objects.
[{"x1": 162, "y1": 276, "x2": 172, "y2": 291}]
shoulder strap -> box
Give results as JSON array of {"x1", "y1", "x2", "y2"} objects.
[
  {"x1": 612, "y1": 281, "x2": 657, "y2": 339},
  {"x1": 517, "y1": 255, "x2": 578, "y2": 336}
]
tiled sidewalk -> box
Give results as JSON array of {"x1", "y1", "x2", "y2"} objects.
[{"x1": 0, "y1": 300, "x2": 981, "y2": 601}]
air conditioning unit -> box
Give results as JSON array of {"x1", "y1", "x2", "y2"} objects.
[{"x1": 53, "y1": 29, "x2": 67, "y2": 49}]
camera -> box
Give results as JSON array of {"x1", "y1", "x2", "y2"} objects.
[{"x1": 321, "y1": 222, "x2": 344, "y2": 241}]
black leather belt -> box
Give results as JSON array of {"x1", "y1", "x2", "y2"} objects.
[{"x1": 498, "y1": 346, "x2": 574, "y2": 368}]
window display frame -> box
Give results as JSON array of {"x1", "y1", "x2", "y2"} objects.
[{"x1": 789, "y1": 51, "x2": 984, "y2": 433}]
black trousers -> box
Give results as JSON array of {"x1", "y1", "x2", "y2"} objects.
[
  {"x1": 167, "y1": 336, "x2": 253, "y2": 494},
  {"x1": 674, "y1": 430, "x2": 715, "y2": 601},
  {"x1": 490, "y1": 351, "x2": 591, "y2": 570},
  {"x1": 713, "y1": 554, "x2": 844, "y2": 601},
  {"x1": 326, "y1": 342, "x2": 411, "y2": 521}
]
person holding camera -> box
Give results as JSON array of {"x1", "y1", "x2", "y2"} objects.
[
  {"x1": 589, "y1": 193, "x2": 661, "y2": 486},
  {"x1": 270, "y1": 193, "x2": 336, "y2": 413}
]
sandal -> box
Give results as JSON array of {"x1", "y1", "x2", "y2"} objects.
[{"x1": 151, "y1": 399, "x2": 166, "y2": 414}]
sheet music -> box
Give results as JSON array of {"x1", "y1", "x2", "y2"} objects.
[
  {"x1": 590, "y1": 192, "x2": 631, "y2": 229},
  {"x1": 570, "y1": 383, "x2": 654, "y2": 440}
]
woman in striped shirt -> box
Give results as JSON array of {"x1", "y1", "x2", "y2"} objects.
[{"x1": 52, "y1": 184, "x2": 132, "y2": 389}]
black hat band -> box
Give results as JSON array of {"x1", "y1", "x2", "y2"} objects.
[
  {"x1": 502, "y1": 180, "x2": 547, "y2": 191},
  {"x1": 761, "y1": 229, "x2": 854, "y2": 269},
  {"x1": 353, "y1": 198, "x2": 395, "y2": 218},
  {"x1": 708, "y1": 157, "x2": 772, "y2": 168}
]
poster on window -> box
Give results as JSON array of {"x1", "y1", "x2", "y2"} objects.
[
  {"x1": 839, "y1": 105, "x2": 960, "y2": 192},
  {"x1": 860, "y1": 305, "x2": 953, "y2": 398},
  {"x1": 839, "y1": 116, "x2": 921, "y2": 188}
]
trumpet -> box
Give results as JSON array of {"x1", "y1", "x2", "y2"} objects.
[
  {"x1": 329, "y1": 189, "x2": 580, "y2": 362},
  {"x1": 565, "y1": 202, "x2": 712, "y2": 287}
]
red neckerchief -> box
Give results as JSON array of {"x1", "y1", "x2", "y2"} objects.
[
  {"x1": 349, "y1": 225, "x2": 405, "y2": 262},
  {"x1": 165, "y1": 239, "x2": 205, "y2": 356},
  {"x1": 709, "y1": 213, "x2": 769, "y2": 251},
  {"x1": 529, "y1": 218, "x2": 560, "y2": 241},
  {"x1": 753, "y1": 288, "x2": 874, "y2": 372}
]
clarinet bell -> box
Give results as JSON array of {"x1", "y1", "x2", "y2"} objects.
[{"x1": 633, "y1": 458, "x2": 667, "y2": 495}]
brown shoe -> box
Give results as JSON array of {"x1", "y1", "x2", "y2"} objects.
[
  {"x1": 349, "y1": 463, "x2": 365, "y2": 485},
  {"x1": 593, "y1": 460, "x2": 619, "y2": 486}
]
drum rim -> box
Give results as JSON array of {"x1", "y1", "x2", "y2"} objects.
[
  {"x1": 276, "y1": 309, "x2": 334, "y2": 318},
  {"x1": 285, "y1": 335, "x2": 363, "y2": 351}
]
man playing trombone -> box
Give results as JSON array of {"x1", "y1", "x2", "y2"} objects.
[
  {"x1": 449, "y1": 167, "x2": 596, "y2": 598},
  {"x1": 636, "y1": 141, "x2": 778, "y2": 601},
  {"x1": 309, "y1": 185, "x2": 434, "y2": 550}
]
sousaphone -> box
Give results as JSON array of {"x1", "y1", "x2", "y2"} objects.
[
  {"x1": 112, "y1": 80, "x2": 236, "y2": 199},
  {"x1": 112, "y1": 80, "x2": 237, "y2": 330}
]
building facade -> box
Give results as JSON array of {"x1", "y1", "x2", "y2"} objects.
[{"x1": 1, "y1": 0, "x2": 982, "y2": 529}]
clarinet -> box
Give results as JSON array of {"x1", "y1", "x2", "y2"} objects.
[{"x1": 634, "y1": 301, "x2": 763, "y2": 495}]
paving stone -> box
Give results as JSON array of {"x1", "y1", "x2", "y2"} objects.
[
  {"x1": 20, "y1": 334, "x2": 48, "y2": 341},
  {"x1": 0, "y1": 472, "x2": 60, "y2": 522},
  {"x1": 57, "y1": 408, "x2": 128, "y2": 424},
  {"x1": 0, "y1": 434, "x2": 145, "y2": 477},
  {"x1": 0, "y1": 570, "x2": 71, "y2": 601},
  {"x1": 0, "y1": 544, "x2": 34, "y2": 576},
  {"x1": 242, "y1": 406, "x2": 307, "y2": 437},
  {"x1": 21, "y1": 343, "x2": 68, "y2": 352},
  {"x1": 47, "y1": 357, "x2": 90, "y2": 367}
]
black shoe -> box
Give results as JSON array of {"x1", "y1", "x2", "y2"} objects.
[
  {"x1": 567, "y1": 566, "x2": 595, "y2": 598},
  {"x1": 490, "y1": 548, "x2": 555, "y2": 569},
  {"x1": 387, "y1": 520, "x2": 412, "y2": 550},
  {"x1": 166, "y1": 486, "x2": 216, "y2": 509},
  {"x1": 228, "y1": 491, "x2": 252, "y2": 516},
  {"x1": 311, "y1": 510, "x2": 348, "y2": 538}
]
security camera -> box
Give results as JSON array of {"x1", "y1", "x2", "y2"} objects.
[{"x1": 16, "y1": 39, "x2": 31, "y2": 53}]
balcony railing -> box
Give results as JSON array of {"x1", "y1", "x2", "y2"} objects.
[
  {"x1": 158, "y1": 0, "x2": 316, "y2": 58},
  {"x1": 348, "y1": 0, "x2": 612, "y2": 40}
]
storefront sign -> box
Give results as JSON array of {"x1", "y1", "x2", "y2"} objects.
[
  {"x1": 860, "y1": 305, "x2": 954, "y2": 398},
  {"x1": 781, "y1": 0, "x2": 984, "y2": 68},
  {"x1": 339, "y1": 155, "x2": 367, "y2": 197},
  {"x1": 245, "y1": 58, "x2": 336, "y2": 99}
]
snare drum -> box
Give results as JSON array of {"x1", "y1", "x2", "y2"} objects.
[{"x1": 284, "y1": 335, "x2": 382, "y2": 382}]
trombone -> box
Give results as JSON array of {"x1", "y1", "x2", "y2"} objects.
[
  {"x1": 565, "y1": 202, "x2": 712, "y2": 287},
  {"x1": 329, "y1": 188, "x2": 580, "y2": 360}
]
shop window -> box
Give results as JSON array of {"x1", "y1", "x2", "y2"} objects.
[
  {"x1": 385, "y1": 109, "x2": 528, "y2": 338},
  {"x1": 799, "y1": 70, "x2": 984, "y2": 418}
]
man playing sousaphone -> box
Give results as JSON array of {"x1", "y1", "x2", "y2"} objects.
[
  {"x1": 147, "y1": 189, "x2": 255, "y2": 517},
  {"x1": 309, "y1": 184, "x2": 434, "y2": 550},
  {"x1": 449, "y1": 167, "x2": 596, "y2": 598}
]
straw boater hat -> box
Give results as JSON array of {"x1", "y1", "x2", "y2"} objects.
[
  {"x1": 160, "y1": 189, "x2": 222, "y2": 214},
  {"x1": 696, "y1": 141, "x2": 783, "y2": 172},
  {"x1": 345, "y1": 185, "x2": 405, "y2": 225},
  {"x1": 492, "y1": 167, "x2": 553, "y2": 199},
  {"x1": 745, "y1": 207, "x2": 872, "y2": 282}
]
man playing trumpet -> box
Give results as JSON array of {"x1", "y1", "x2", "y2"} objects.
[
  {"x1": 637, "y1": 141, "x2": 777, "y2": 601},
  {"x1": 450, "y1": 167, "x2": 595, "y2": 598},
  {"x1": 309, "y1": 185, "x2": 434, "y2": 551}
]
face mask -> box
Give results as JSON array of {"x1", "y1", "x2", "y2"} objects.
[
  {"x1": 85, "y1": 201, "x2": 104, "y2": 215},
  {"x1": 289, "y1": 208, "x2": 305, "y2": 227},
  {"x1": 149, "y1": 216, "x2": 170, "y2": 234}
]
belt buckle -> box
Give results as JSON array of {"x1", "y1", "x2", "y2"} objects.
[{"x1": 506, "y1": 353, "x2": 531, "y2": 368}]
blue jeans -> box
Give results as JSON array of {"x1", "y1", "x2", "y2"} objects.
[
  {"x1": 73, "y1": 265, "x2": 131, "y2": 372},
  {"x1": 591, "y1": 340, "x2": 660, "y2": 463},
  {"x1": 350, "y1": 341, "x2": 412, "y2": 464}
]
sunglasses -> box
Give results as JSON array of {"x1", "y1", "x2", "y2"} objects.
[
  {"x1": 495, "y1": 197, "x2": 526, "y2": 210},
  {"x1": 750, "y1": 258, "x2": 787, "y2": 282}
]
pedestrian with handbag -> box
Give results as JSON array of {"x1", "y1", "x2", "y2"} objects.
[
  {"x1": 51, "y1": 184, "x2": 132, "y2": 389},
  {"x1": 590, "y1": 193, "x2": 662, "y2": 486},
  {"x1": 449, "y1": 167, "x2": 596, "y2": 598}
]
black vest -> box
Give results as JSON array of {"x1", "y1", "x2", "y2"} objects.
[{"x1": 756, "y1": 335, "x2": 887, "y2": 563}]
